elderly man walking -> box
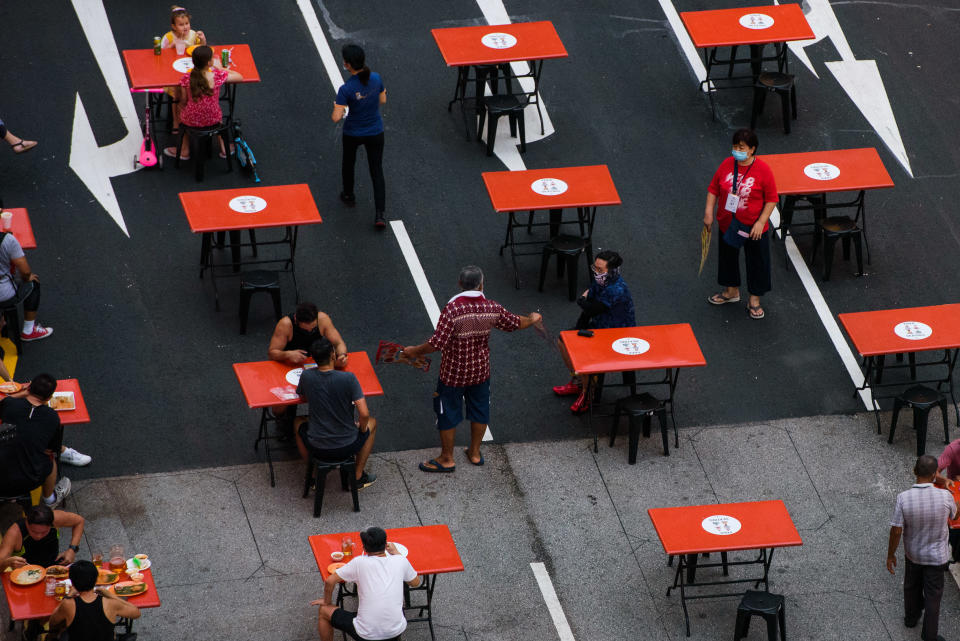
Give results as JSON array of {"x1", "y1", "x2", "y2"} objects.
[
  {"x1": 404, "y1": 266, "x2": 541, "y2": 473},
  {"x1": 887, "y1": 455, "x2": 958, "y2": 641}
]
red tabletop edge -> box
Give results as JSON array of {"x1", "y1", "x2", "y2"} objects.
[{"x1": 309, "y1": 524, "x2": 464, "y2": 578}]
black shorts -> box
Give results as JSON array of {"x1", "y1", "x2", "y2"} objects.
[
  {"x1": 298, "y1": 423, "x2": 368, "y2": 461},
  {"x1": 330, "y1": 609, "x2": 401, "y2": 641}
]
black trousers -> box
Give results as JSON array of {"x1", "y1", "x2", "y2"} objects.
[
  {"x1": 0, "y1": 280, "x2": 40, "y2": 314},
  {"x1": 342, "y1": 132, "x2": 385, "y2": 214},
  {"x1": 904, "y1": 558, "x2": 947, "y2": 641},
  {"x1": 717, "y1": 230, "x2": 771, "y2": 296}
]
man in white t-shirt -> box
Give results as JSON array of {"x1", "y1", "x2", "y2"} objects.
[{"x1": 312, "y1": 526, "x2": 420, "y2": 641}]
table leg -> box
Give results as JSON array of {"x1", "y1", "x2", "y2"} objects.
[
  {"x1": 199, "y1": 232, "x2": 212, "y2": 278},
  {"x1": 254, "y1": 408, "x2": 276, "y2": 487},
  {"x1": 229, "y1": 229, "x2": 242, "y2": 273},
  {"x1": 589, "y1": 376, "x2": 598, "y2": 453}
]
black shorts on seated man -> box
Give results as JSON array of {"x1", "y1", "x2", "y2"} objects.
[{"x1": 294, "y1": 337, "x2": 377, "y2": 489}]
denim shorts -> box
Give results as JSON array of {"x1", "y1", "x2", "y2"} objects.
[{"x1": 433, "y1": 379, "x2": 490, "y2": 430}]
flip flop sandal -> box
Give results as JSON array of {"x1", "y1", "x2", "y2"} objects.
[
  {"x1": 419, "y1": 459, "x2": 456, "y2": 473},
  {"x1": 708, "y1": 291, "x2": 741, "y2": 305},
  {"x1": 747, "y1": 304, "x2": 765, "y2": 320},
  {"x1": 464, "y1": 449, "x2": 484, "y2": 466},
  {"x1": 163, "y1": 147, "x2": 190, "y2": 160},
  {"x1": 11, "y1": 139, "x2": 37, "y2": 154}
]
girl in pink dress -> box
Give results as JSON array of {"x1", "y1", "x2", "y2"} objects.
[{"x1": 164, "y1": 45, "x2": 242, "y2": 160}]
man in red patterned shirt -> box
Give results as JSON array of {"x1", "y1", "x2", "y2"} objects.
[{"x1": 404, "y1": 266, "x2": 541, "y2": 472}]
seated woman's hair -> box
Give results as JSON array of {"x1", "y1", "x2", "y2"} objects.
[
  {"x1": 69, "y1": 561, "x2": 99, "y2": 592},
  {"x1": 596, "y1": 250, "x2": 623, "y2": 270},
  {"x1": 188, "y1": 46, "x2": 215, "y2": 100},
  {"x1": 360, "y1": 527, "x2": 387, "y2": 554},
  {"x1": 309, "y1": 337, "x2": 334, "y2": 364}
]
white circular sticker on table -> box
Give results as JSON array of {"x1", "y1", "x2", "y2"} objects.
[
  {"x1": 803, "y1": 163, "x2": 841, "y2": 181},
  {"x1": 738, "y1": 13, "x2": 775, "y2": 29},
  {"x1": 229, "y1": 196, "x2": 268, "y2": 213},
  {"x1": 894, "y1": 321, "x2": 933, "y2": 341},
  {"x1": 530, "y1": 178, "x2": 569, "y2": 196},
  {"x1": 285, "y1": 364, "x2": 318, "y2": 386},
  {"x1": 481, "y1": 32, "x2": 518, "y2": 49},
  {"x1": 611, "y1": 338, "x2": 650, "y2": 356},
  {"x1": 172, "y1": 57, "x2": 194, "y2": 72},
  {"x1": 701, "y1": 515, "x2": 742, "y2": 536}
]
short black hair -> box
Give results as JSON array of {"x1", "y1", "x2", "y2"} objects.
[
  {"x1": 732, "y1": 128, "x2": 759, "y2": 151},
  {"x1": 294, "y1": 302, "x2": 319, "y2": 325},
  {"x1": 595, "y1": 250, "x2": 622, "y2": 270},
  {"x1": 309, "y1": 337, "x2": 335, "y2": 365},
  {"x1": 25, "y1": 504, "x2": 54, "y2": 526},
  {"x1": 458, "y1": 265, "x2": 483, "y2": 291},
  {"x1": 915, "y1": 455, "x2": 939, "y2": 478},
  {"x1": 69, "y1": 560, "x2": 99, "y2": 592},
  {"x1": 29, "y1": 374, "x2": 57, "y2": 401},
  {"x1": 359, "y1": 526, "x2": 387, "y2": 554}
]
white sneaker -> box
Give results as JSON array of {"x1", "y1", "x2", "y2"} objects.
[
  {"x1": 45, "y1": 477, "x2": 71, "y2": 508},
  {"x1": 60, "y1": 447, "x2": 92, "y2": 466}
]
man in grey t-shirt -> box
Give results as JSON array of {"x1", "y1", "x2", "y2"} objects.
[
  {"x1": 295, "y1": 337, "x2": 377, "y2": 489},
  {"x1": 0, "y1": 231, "x2": 52, "y2": 342}
]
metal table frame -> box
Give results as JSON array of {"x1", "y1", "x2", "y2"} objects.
[
  {"x1": 700, "y1": 43, "x2": 788, "y2": 119},
  {"x1": 447, "y1": 59, "x2": 545, "y2": 141},
  {"x1": 499, "y1": 206, "x2": 596, "y2": 288},
  {"x1": 776, "y1": 190, "x2": 871, "y2": 269}
]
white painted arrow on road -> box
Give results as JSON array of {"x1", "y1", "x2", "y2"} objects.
[
  {"x1": 70, "y1": 0, "x2": 142, "y2": 237},
  {"x1": 777, "y1": 0, "x2": 912, "y2": 177}
]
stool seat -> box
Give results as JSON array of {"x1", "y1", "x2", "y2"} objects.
[
  {"x1": 240, "y1": 270, "x2": 281, "y2": 289},
  {"x1": 484, "y1": 94, "x2": 524, "y2": 113},
  {"x1": 303, "y1": 455, "x2": 360, "y2": 517},
  {"x1": 758, "y1": 72, "x2": 792, "y2": 90},
  {"x1": 811, "y1": 215, "x2": 864, "y2": 281},
  {"x1": 751, "y1": 72, "x2": 797, "y2": 134},
  {"x1": 821, "y1": 216, "x2": 857, "y2": 233},
  {"x1": 888, "y1": 385, "x2": 949, "y2": 455},
  {"x1": 238, "y1": 270, "x2": 282, "y2": 334},
  {"x1": 539, "y1": 235, "x2": 589, "y2": 301},
  {"x1": 734, "y1": 590, "x2": 786, "y2": 641},
  {"x1": 617, "y1": 392, "x2": 662, "y2": 413},
  {"x1": 900, "y1": 385, "x2": 945, "y2": 407},
  {"x1": 478, "y1": 92, "x2": 529, "y2": 156},
  {"x1": 610, "y1": 393, "x2": 675, "y2": 463},
  {"x1": 176, "y1": 122, "x2": 232, "y2": 181}
]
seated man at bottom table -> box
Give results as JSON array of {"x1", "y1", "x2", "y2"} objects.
[
  {"x1": 295, "y1": 337, "x2": 377, "y2": 489},
  {"x1": 48, "y1": 560, "x2": 141, "y2": 641},
  {"x1": 312, "y1": 526, "x2": 420, "y2": 641}
]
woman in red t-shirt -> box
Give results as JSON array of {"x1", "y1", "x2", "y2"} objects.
[{"x1": 703, "y1": 129, "x2": 778, "y2": 319}]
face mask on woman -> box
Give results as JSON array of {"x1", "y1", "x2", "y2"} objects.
[{"x1": 731, "y1": 149, "x2": 749, "y2": 162}]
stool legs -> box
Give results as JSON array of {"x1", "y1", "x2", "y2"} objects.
[
  {"x1": 889, "y1": 397, "x2": 904, "y2": 444},
  {"x1": 627, "y1": 415, "x2": 640, "y2": 465},
  {"x1": 657, "y1": 408, "x2": 670, "y2": 456},
  {"x1": 823, "y1": 234, "x2": 837, "y2": 281},
  {"x1": 940, "y1": 397, "x2": 950, "y2": 444},
  {"x1": 913, "y1": 406, "x2": 930, "y2": 456},
  {"x1": 538, "y1": 246, "x2": 550, "y2": 292}
]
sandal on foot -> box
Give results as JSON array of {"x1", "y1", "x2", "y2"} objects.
[
  {"x1": 708, "y1": 291, "x2": 740, "y2": 305},
  {"x1": 747, "y1": 304, "x2": 765, "y2": 319},
  {"x1": 11, "y1": 139, "x2": 37, "y2": 154},
  {"x1": 419, "y1": 459, "x2": 455, "y2": 473},
  {"x1": 163, "y1": 147, "x2": 189, "y2": 160},
  {"x1": 464, "y1": 449, "x2": 484, "y2": 466}
]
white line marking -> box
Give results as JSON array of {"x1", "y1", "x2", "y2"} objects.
[
  {"x1": 295, "y1": 0, "x2": 345, "y2": 93},
  {"x1": 389, "y1": 221, "x2": 441, "y2": 328},
  {"x1": 530, "y1": 562, "x2": 576, "y2": 641}
]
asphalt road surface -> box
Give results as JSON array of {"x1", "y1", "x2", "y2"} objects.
[{"x1": 0, "y1": 0, "x2": 957, "y2": 480}]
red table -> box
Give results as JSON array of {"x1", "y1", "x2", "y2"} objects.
[
  {"x1": 122, "y1": 44, "x2": 260, "y2": 129},
  {"x1": 679, "y1": 4, "x2": 813, "y2": 117},
  {"x1": 1, "y1": 209, "x2": 36, "y2": 250},
  {"x1": 309, "y1": 525, "x2": 463, "y2": 641},
  {"x1": 179, "y1": 184, "x2": 322, "y2": 310},
  {"x1": 648, "y1": 500, "x2": 802, "y2": 636},
  {"x1": 233, "y1": 352, "x2": 382, "y2": 486},
  {"x1": 431, "y1": 21, "x2": 567, "y2": 139},
  {"x1": 481, "y1": 165, "x2": 620, "y2": 289},
  {"x1": 560, "y1": 325, "x2": 706, "y2": 455},
  {"x1": 839, "y1": 304, "x2": 960, "y2": 431},
  {"x1": 1, "y1": 567, "x2": 160, "y2": 632},
  {"x1": 763, "y1": 148, "x2": 894, "y2": 270}
]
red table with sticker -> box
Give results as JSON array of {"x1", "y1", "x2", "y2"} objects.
[
  {"x1": 679, "y1": 4, "x2": 814, "y2": 117},
  {"x1": 763, "y1": 148, "x2": 894, "y2": 265},
  {"x1": 838, "y1": 304, "x2": 960, "y2": 431},
  {"x1": 648, "y1": 500, "x2": 802, "y2": 636},
  {"x1": 1, "y1": 566, "x2": 160, "y2": 637},
  {"x1": 309, "y1": 525, "x2": 463, "y2": 641},
  {"x1": 122, "y1": 44, "x2": 260, "y2": 126},
  {"x1": 0, "y1": 209, "x2": 36, "y2": 250},
  {"x1": 431, "y1": 21, "x2": 567, "y2": 139},
  {"x1": 481, "y1": 165, "x2": 620, "y2": 288},
  {"x1": 233, "y1": 352, "x2": 382, "y2": 486},
  {"x1": 560, "y1": 325, "x2": 706, "y2": 455},
  {"x1": 179, "y1": 184, "x2": 322, "y2": 309}
]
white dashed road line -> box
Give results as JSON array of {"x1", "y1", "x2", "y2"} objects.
[{"x1": 530, "y1": 562, "x2": 576, "y2": 641}]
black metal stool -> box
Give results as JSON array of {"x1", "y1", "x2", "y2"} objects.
[
  {"x1": 302, "y1": 455, "x2": 359, "y2": 518},
  {"x1": 888, "y1": 385, "x2": 949, "y2": 456},
  {"x1": 238, "y1": 270, "x2": 282, "y2": 334},
  {"x1": 609, "y1": 393, "x2": 673, "y2": 463},
  {"x1": 478, "y1": 94, "x2": 527, "y2": 157},
  {"x1": 811, "y1": 216, "x2": 863, "y2": 281},
  {"x1": 538, "y1": 235, "x2": 588, "y2": 301},
  {"x1": 0, "y1": 288, "x2": 27, "y2": 356},
  {"x1": 176, "y1": 122, "x2": 232, "y2": 181},
  {"x1": 734, "y1": 590, "x2": 786, "y2": 641},
  {"x1": 750, "y1": 72, "x2": 797, "y2": 134}
]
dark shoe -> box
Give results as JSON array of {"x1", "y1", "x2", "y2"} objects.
[
  {"x1": 374, "y1": 212, "x2": 386, "y2": 228},
  {"x1": 356, "y1": 472, "x2": 377, "y2": 489},
  {"x1": 904, "y1": 617, "x2": 919, "y2": 628},
  {"x1": 339, "y1": 192, "x2": 356, "y2": 206}
]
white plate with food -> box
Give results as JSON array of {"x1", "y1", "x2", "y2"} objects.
[
  {"x1": 48, "y1": 392, "x2": 76, "y2": 411},
  {"x1": 126, "y1": 556, "x2": 151, "y2": 571}
]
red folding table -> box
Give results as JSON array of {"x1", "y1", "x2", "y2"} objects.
[
  {"x1": 838, "y1": 303, "x2": 960, "y2": 432},
  {"x1": 680, "y1": 4, "x2": 814, "y2": 118},
  {"x1": 309, "y1": 524, "x2": 463, "y2": 641},
  {"x1": 481, "y1": 165, "x2": 620, "y2": 288},
  {"x1": 233, "y1": 352, "x2": 383, "y2": 486},
  {"x1": 1, "y1": 208, "x2": 37, "y2": 250},
  {"x1": 560, "y1": 325, "x2": 706, "y2": 455},
  {"x1": 431, "y1": 21, "x2": 567, "y2": 139},
  {"x1": 179, "y1": 184, "x2": 322, "y2": 309},
  {"x1": 648, "y1": 500, "x2": 802, "y2": 636}
]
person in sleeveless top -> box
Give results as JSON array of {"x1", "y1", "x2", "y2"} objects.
[
  {"x1": 0, "y1": 505, "x2": 84, "y2": 571},
  {"x1": 49, "y1": 560, "x2": 141, "y2": 641},
  {"x1": 268, "y1": 302, "x2": 349, "y2": 438}
]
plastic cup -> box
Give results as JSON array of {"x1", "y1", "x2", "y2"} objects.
[
  {"x1": 1, "y1": 212, "x2": 12, "y2": 231},
  {"x1": 175, "y1": 40, "x2": 186, "y2": 55}
]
